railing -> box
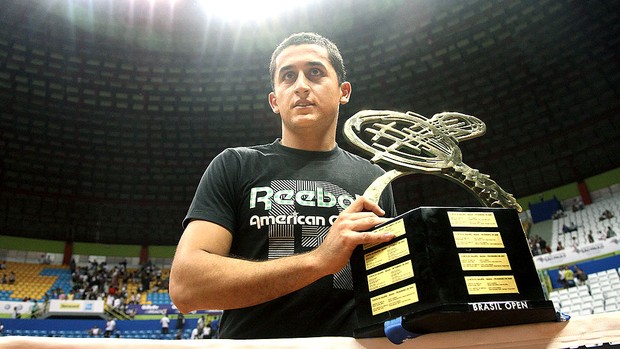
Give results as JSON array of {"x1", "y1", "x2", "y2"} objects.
[{"x1": 105, "y1": 304, "x2": 131, "y2": 320}]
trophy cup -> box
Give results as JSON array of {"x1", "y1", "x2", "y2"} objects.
[{"x1": 344, "y1": 110, "x2": 558, "y2": 343}]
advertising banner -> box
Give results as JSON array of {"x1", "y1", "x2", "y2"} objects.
[
  {"x1": 533, "y1": 238, "x2": 620, "y2": 270},
  {"x1": 47, "y1": 299, "x2": 105, "y2": 317}
]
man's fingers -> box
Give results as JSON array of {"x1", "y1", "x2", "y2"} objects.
[
  {"x1": 357, "y1": 229, "x2": 396, "y2": 245},
  {"x1": 351, "y1": 216, "x2": 391, "y2": 232},
  {"x1": 343, "y1": 196, "x2": 385, "y2": 216}
]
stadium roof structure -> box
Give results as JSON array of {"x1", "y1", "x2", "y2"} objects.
[{"x1": 0, "y1": 0, "x2": 619, "y2": 245}]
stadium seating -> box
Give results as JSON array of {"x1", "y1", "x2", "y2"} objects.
[
  {"x1": 0, "y1": 262, "x2": 64, "y2": 301},
  {"x1": 548, "y1": 267, "x2": 620, "y2": 316},
  {"x1": 0, "y1": 261, "x2": 174, "y2": 306},
  {"x1": 551, "y1": 196, "x2": 620, "y2": 249}
]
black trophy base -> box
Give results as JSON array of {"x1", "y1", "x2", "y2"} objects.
[
  {"x1": 354, "y1": 300, "x2": 558, "y2": 338},
  {"x1": 351, "y1": 207, "x2": 560, "y2": 339}
]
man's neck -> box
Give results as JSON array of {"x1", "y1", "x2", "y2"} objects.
[
  {"x1": 280, "y1": 134, "x2": 336, "y2": 152},
  {"x1": 280, "y1": 124, "x2": 338, "y2": 151}
]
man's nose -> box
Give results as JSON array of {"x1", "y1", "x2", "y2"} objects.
[{"x1": 294, "y1": 72, "x2": 310, "y2": 95}]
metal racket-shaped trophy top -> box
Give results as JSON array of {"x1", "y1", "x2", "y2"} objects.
[{"x1": 343, "y1": 110, "x2": 522, "y2": 212}]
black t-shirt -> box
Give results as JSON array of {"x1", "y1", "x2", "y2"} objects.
[{"x1": 184, "y1": 139, "x2": 396, "y2": 339}]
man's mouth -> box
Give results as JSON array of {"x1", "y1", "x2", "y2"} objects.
[{"x1": 294, "y1": 101, "x2": 313, "y2": 108}]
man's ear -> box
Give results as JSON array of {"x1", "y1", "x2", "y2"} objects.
[
  {"x1": 268, "y1": 92, "x2": 280, "y2": 114},
  {"x1": 340, "y1": 82, "x2": 352, "y2": 104}
]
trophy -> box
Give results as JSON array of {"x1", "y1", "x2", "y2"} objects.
[{"x1": 344, "y1": 110, "x2": 558, "y2": 343}]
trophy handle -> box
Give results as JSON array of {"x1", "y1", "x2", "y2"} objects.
[{"x1": 363, "y1": 169, "x2": 411, "y2": 204}]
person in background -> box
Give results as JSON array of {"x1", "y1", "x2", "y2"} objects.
[
  {"x1": 104, "y1": 317, "x2": 116, "y2": 338},
  {"x1": 88, "y1": 325, "x2": 101, "y2": 337},
  {"x1": 160, "y1": 313, "x2": 170, "y2": 335},
  {"x1": 574, "y1": 265, "x2": 588, "y2": 286},
  {"x1": 606, "y1": 226, "x2": 617, "y2": 238},
  {"x1": 175, "y1": 313, "x2": 186, "y2": 338},
  {"x1": 202, "y1": 322, "x2": 212, "y2": 339},
  {"x1": 564, "y1": 266, "x2": 576, "y2": 288},
  {"x1": 30, "y1": 300, "x2": 39, "y2": 319},
  {"x1": 190, "y1": 326, "x2": 200, "y2": 340}
]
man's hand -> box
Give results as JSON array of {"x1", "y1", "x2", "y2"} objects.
[{"x1": 310, "y1": 196, "x2": 395, "y2": 275}]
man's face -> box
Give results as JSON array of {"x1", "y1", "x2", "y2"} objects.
[{"x1": 268, "y1": 44, "x2": 351, "y2": 134}]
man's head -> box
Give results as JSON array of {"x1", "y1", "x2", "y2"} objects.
[{"x1": 269, "y1": 32, "x2": 346, "y2": 90}]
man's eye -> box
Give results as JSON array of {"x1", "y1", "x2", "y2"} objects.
[
  {"x1": 309, "y1": 68, "x2": 322, "y2": 76},
  {"x1": 283, "y1": 72, "x2": 295, "y2": 81}
]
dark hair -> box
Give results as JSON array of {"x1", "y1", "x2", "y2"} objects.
[{"x1": 269, "y1": 32, "x2": 346, "y2": 89}]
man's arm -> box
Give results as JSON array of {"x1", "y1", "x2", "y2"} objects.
[{"x1": 169, "y1": 196, "x2": 395, "y2": 313}]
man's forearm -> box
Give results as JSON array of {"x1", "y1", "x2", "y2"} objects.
[{"x1": 170, "y1": 248, "x2": 324, "y2": 313}]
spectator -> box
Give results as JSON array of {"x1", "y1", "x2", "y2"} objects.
[
  {"x1": 30, "y1": 300, "x2": 40, "y2": 319},
  {"x1": 8, "y1": 271, "x2": 15, "y2": 284},
  {"x1": 558, "y1": 266, "x2": 566, "y2": 288},
  {"x1": 160, "y1": 313, "x2": 170, "y2": 335},
  {"x1": 598, "y1": 230, "x2": 607, "y2": 241},
  {"x1": 88, "y1": 325, "x2": 101, "y2": 337},
  {"x1": 190, "y1": 326, "x2": 200, "y2": 340},
  {"x1": 12, "y1": 307, "x2": 20, "y2": 319},
  {"x1": 558, "y1": 266, "x2": 576, "y2": 289},
  {"x1": 175, "y1": 313, "x2": 186, "y2": 336},
  {"x1": 113, "y1": 296, "x2": 122, "y2": 310},
  {"x1": 571, "y1": 198, "x2": 584, "y2": 212},
  {"x1": 210, "y1": 318, "x2": 219, "y2": 339},
  {"x1": 1, "y1": 274, "x2": 6, "y2": 284},
  {"x1": 196, "y1": 315, "x2": 205, "y2": 335},
  {"x1": 556, "y1": 241, "x2": 565, "y2": 251},
  {"x1": 564, "y1": 266, "x2": 576, "y2": 288},
  {"x1": 552, "y1": 209, "x2": 566, "y2": 220},
  {"x1": 599, "y1": 209, "x2": 614, "y2": 221},
  {"x1": 539, "y1": 236, "x2": 550, "y2": 254},
  {"x1": 530, "y1": 236, "x2": 541, "y2": 256},
  {"x1": 574, "y1": 266, "x2": 588, "y2": 286},
  {"x1": 202, "y1": 323, "x2": 212, "y2": 339},
  {"x1": 104, "y1": 317, "x2": 116, "y2": 338},
  {"x1": 587, "y1": 231, "x2": 595, "y2": 243},
  {"x1": 561, "y1": 222, "x2": 577, "y2": 234},
  {"x1": 571, "y1": 236, "x2": 579, "y2": 251},
  {"x1": 607, "y1": 226, "x2": 617, "y2": 238},
  {"x1": 0, "y1": 261, "x2": 6, "y2": 269}
]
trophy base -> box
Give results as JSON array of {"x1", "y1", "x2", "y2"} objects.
[
  {"x1": 351, "y1": 207, "x2": 560, "y2": 340},
  {"x1": 354, "y1": 300, "x2": 558, "y2": 338}
]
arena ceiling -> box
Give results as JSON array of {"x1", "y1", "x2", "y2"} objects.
[{"x1": 0, "y1": 0, "x2": 619, "y2": 245}]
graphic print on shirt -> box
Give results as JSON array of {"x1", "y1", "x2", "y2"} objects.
[{"x1": 255, "y1": 179, "x2": 355, "y2": 290}]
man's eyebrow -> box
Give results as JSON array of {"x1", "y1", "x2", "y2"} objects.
[{"x1": 278, "y1": 61, "x2": 328, "y2": 75}]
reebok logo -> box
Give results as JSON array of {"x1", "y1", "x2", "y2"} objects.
[{"x1": 250, "y1": 186, "x2": 355, "y2": 211}]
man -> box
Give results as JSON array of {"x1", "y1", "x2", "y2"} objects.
[
  {"x1": 175, "y1": 313, "x2": 186, "y2": 338},
  {"x1": 104, "y1": 317, "x2": 116, "y2": 338},
  {"x1": 30, "y1": 300, "x2": 39, "y2": 319},
  {"x1": 170, "y1": 32, "x2": 396, "y2": 339},
  {"x1": 89, "y1": 325, "x2": 100, "y2": 337},
  {"x1": 160, "y1": 313, "x2": 170, "y2": 335}
]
